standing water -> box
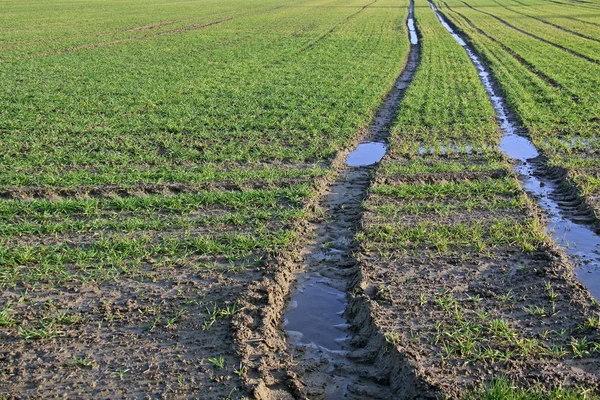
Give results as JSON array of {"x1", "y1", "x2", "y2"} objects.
[
  {"x1": 429, "y1": 1, "x2": 600, "y2": 299},
  {"x1": 346, "y1": 142, "x2": 387, "y2": 167}
]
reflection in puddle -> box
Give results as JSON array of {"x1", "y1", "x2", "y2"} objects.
[
  {"x1": 431, "y1": 0, "x2": 600, "y2": 298},
  {"x1": 284, "y1": 278, "x2": 348, "y2": 351},
  {"x1": 408, "y1": 4, "x2": 418, "y2": 45},
  {"x1": 499, "y1": 134, "x2": 538, "y2": 161},
  {"x1": 346, "y1": 142, "x2": 387, "y2": 167}
]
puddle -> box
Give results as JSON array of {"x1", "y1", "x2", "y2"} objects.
[
  {"x1": 346, "y1": 141, "x2": 387, "y2": 167},
  {"x1": 284, "y1": 277, "x2": 348, "y2": 351},
  {"x1": 499, "y1": 134, "x2": 538, "y2": 161},
  {"x1": 430, "y1": 1, "x2": 600, "y2": 299},
  {"x1": 408, "y1": 4, "x2": 419, "y2": 45}
]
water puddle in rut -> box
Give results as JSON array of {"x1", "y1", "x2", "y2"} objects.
[
  {"x1": 408, "y1": 3, "x2": 419, "y2": 45},
  {"x1": 346, "y1": 141, "x2": 387, "y2": 167},
  {"x1": 430, "y1": 1, "x2": 600, "y2": 299},
  {"x1": 284, "y1": 278, "x2": 348, "y2": 351}
]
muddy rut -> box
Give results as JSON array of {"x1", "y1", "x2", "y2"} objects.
[
  {"x1": 233, "y1": 2, "x2": 427, "y2": 398},
  {"x1": 430, "y1": 2, "x2": 600, "y2": 298},
  {"x1": 281, "y1": 4, "x2": 423, "y2": 397}
]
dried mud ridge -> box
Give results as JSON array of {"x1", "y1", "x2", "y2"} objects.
[
  {"x1": 232, "y1": 7, "x2": 433, "y2": 399},
  {"x1": 0, "y1": 178, "x2": 312, "y2": 201}
]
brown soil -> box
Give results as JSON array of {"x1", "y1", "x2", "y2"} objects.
[
  {"x1": 355, "y1": 153, "x2": 600, "y2": 397},
  {"x1": 0, "y1": 265, "x2": 250, "y2": 398}
]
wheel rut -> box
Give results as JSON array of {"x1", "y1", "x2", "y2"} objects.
[
  {"x1": 431, "y1": 1, "x2": 600, "y2": 300},
  {"x1": 281, "y1": 2, "x2": 425, "y2": 398}
]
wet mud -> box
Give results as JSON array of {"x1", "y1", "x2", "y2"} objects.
[{"x1": 280, "y1": 4, "x2": 422, "y2": 397}]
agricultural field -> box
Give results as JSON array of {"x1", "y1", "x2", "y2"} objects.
[
  {"x1": 356, "y1": 0, "x2": 600, "y2": 396},
  {"x1": 0, "y1": 0, "x2": 409, "y2": 397},
  {"x1": 1, "y1": 0, "x2": 600, "y2": 397}
]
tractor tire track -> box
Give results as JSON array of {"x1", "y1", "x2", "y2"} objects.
[
  {"x1": 507, "y1": 0, "x2": 600, "y2": 28},
  {"x1": 37, "y1": 18, "x2": 234, "y2": 58},
  {"x1": 232, "y1": 1, "x2": 439, "y2": 398}
]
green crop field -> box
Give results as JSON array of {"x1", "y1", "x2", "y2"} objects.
[{"x1": 1, "y1": 0, "x2": 600, "y2": 397}]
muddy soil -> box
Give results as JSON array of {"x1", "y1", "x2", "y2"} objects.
[
  {"x1": 357, "y1": 153, "x2": 600, "y2": 396},
  {"x1": 0, "y1": 184, "x2": 300, "y2": 398},
  {"x1": 0, "y1": 263, "x2": 250, "y2": 398}
]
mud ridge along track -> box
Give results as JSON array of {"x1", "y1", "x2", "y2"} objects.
[{"x1": 232, "y1": 2, "x2": 435, "y2": 398}]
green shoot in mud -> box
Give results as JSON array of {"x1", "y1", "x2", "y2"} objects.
[
  {"x1": 467, "y1": 377, "x2": 598, "y2": 400},
  {"x1": 72, "y1": 356, "x2": 94, "y2": 368},
  {"x1": 208, "y1": 355, "x2": 226, "y2": 369}
]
